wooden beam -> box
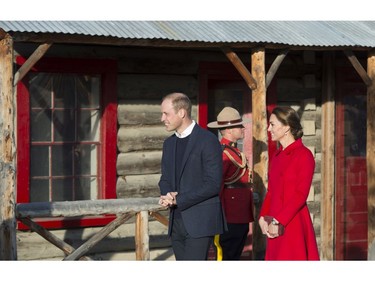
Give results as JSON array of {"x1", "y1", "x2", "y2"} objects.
[
  {"x1": 344, "y1": 50, "x2": 372, "y2": 87},
  {"x1": 251, "y1": 47, "x2": 268, "y2": 259},
  {"x1": 63, "y1": 212, "x2": 134, "y2": 261},
  {"x1": 266, "y1": 49, "x2": 289, "y2": 88},
  {"x1": 0, "y1": 33, "x2": 17, "y2": 260},
  {"x1": 367, "y1": 49, "x2": 375, "y2": 260},
  {"x1": 321, "y1": 52, "x2": 336, "y2": 260},
  {"x1": 135, "y1": 211, "x2": 150, "y2": 260},
  {"x1": 13, "y1": 42, "x2": 52, "y2": 86},
  {"x1": 16, "y1": 198, "x2": 166, "y2": 218},
  {"x1": 149, "y1": 211, "x2": 169, "y2": 227},
  {"x1": 221, "y1": 46, "x2": 257, "y2": 90},
  {"x1": 18, "y1": 217, "x2": 92, "y2": 261}
]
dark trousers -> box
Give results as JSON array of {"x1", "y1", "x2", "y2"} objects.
[
  {"x1": 171, "y1": 216, "x2": 213, "y2": 260},
  {"x1": 219, "y1": 223, "x2": 249, "y2": 260}
]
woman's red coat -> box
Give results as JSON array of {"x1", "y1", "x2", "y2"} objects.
[{"x1": 259, "y1": 138, "x2": 319, "y2": 260}]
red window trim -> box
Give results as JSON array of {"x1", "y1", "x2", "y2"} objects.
[{"x1": 16, "y1": 57, "x2": 118, "y2": 229}]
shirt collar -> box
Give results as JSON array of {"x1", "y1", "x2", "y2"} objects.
[{"x1": 175, "y1": 120, "x2": 196, "y2": 138}]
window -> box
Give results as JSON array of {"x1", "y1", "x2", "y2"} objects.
[{"x1": 16, "y1": 57, "x2": 117, "y2": 228}]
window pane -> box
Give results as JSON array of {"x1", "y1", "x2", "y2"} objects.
[
  {"x1": 52, "y1": 178, "x2": 73, "y2": 201},
  {"x1": 54, "y1": 75, "x2": 75, "y2": 108},
  {"x1": 52, "y1": 145, "x2": 73, "y2": 176},
  {"x1": 30, "y1": 179, "x2": 49, "y2": 202},
  {"x1": 30, "y1": 73, "x2": 52, "y2": 108},
  {"x1": 77, "y1": 75, "x2": 100, "y2": 108},
  {"x1": 75, "y1": 177, "x2": 97, "y2": 200},
  {"x1": 77, "y1": 110, "x2": 100, "y2": 141},
  {"x1": 31, "y1": 109, "x2": 52, "y2": 141},
  {"x1": 74, "y1": 144, "x2": 97, "y2": 175},
  {"x1": 53, "y1": 110, "x2": 75, "y2": 142},
  {"x1": 30, "y1": 146, "x2": 49, "y2": 177}
]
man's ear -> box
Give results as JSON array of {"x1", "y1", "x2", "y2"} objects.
[{"x1": 178, "y1": 109, "x2": 186, "y2": 118}]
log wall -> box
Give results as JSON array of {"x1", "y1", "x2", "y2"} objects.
[{"x1": 12, "y1": 44, "x2": 324, "y2": 260}]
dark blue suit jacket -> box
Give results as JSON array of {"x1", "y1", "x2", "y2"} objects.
[{"x1": 159, "y1": 124, "x2": 226, "y2": 238}]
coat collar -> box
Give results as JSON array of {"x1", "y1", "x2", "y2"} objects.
[{"x1": 276, "y1": 138, "x2": 303, "y2": 155}]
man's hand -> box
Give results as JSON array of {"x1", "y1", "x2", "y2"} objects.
[{"x1": 159, "y1": 192, "x2": 178, "y2": 207}]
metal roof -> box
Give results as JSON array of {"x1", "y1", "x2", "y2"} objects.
[{"x1": 1, "y1": 21, "x2": 375, "y2": 48}]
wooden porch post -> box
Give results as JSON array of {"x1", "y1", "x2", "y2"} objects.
[
  {"x1": 321, "y1": 52, "x2": 336, "y2": 260},
  {"x1": 0, "y1": 31, "x2": 17, "y2": 260},
  {"x1": 367, "y1": 49, "x2": 375, "y2": 260},
  {"x1": 251, "y1": 47, "x2": 268, "y2": 260}
]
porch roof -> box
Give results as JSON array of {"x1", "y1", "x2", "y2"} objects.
[{"x1": 1, "y1": 21, "x2": 375, "y2": 50}]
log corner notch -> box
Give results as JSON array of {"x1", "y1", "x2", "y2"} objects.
[{"x1": 221, "y1": 46, "x2": 257, "y2": 90}]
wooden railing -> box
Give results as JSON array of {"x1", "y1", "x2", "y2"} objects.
[{"x1": 16, "y1": 198, "x2": 169, "y2": 261}]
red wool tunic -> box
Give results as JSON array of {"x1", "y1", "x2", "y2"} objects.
[
  {"x1": 220, "y1": 138, "x2": 254, "y2": 224},
  {"x1": 259, "y1": 138, "x2": 319, "y2": 260}
]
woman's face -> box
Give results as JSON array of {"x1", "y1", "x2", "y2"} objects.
[{"x1": 267, "y1": 113, "x2": 290, "y2": 142}]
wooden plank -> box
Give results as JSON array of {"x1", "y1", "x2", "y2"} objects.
[
  {"x1": 321, "y1": 52, "x2": 336, "y2": 260},
  {"x1": 135, "y1": 211, "x2": 150, "y2": 260},
  {"x1": 251, "y1": 47, "x2": 268, "y2": 259},
  {"x1": 149, "y1": 211, "x2": 169, "y2": 227},
  {"x1": 18, "y1": 217, "x2": 92, "y2": 261},
  {"x1": 266, "y1": 49, "x2": 289, "y2": 88},
  {"x1": 63, "y1": 212, "x2": 134, "y2": 261},
  {"x1": 367, "y1": 50, "x2": 375, "y2": 260},
  {"x1": 221, "y1": 46, "x2": 257, "y2": 90},
  {"x1": 16, "y1": 198, "x2": 166, "y2": 218},
  {"x1": 13, "y1": 42, "x2": 52, "y2": 86},
  {"x1": 0, "y1": 33, "x2": 17, "y2": 260},
  {"x1": 344, "y1": 50, "x2": 372, "y2": 87}
]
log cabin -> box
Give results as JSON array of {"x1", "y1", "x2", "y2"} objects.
[{"x1": 0, "y1": 21, "x2": 375, "y2": 260}]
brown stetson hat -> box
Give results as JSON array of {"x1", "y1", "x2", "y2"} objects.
[{"x1": 207, "y1": 107, "x2": 250, "y2": 129}]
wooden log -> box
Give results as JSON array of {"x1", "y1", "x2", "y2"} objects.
[
  {"x1": 135, "y1": 211, "x2": 150, "y2": 260},
  {"x1": 18, "y1": 217, "x2": 92, "y2": 261},
  {"x1": 117, "y1": 74, "x2": 198, "y2": 100},
  {"x1": 117, "y1": 174, "x2": 161, "y2": 198},
  {"x1": 117, "y1": 151, "x2": 162, "y2": 175},
  {"x1": 149, "y1": 211, "x2": 169, "y2": 227},
  {"x1": 16, "y1": 198, "x2": 166, "y2": 218},
  {"x1": 321, "y1": 52, "x2": 335, "y2": 260},
  {"x1": 367, "y1": 50, "x2": 375, "y2": 260},
  {"x1": 63, "y1": 212, "x2": 134, "y2": 260},
  {"x1": 251, "y1": 47, "x2": 268, "y2": 259},
  {"x1": 13, "y1": 43, "x2": 52, "y2": 86},
  {"x1": 117, "y1": 126, "x2": 170, "y2": 152},
  {"x1": 118, "y1": 102, "x2": 164, "y2": 126},
  {"x1": 344, "y1": 50, "x2": 372, "y2": 87},
  {"x1": 266, "y1": 49, "x2": 289, "y2": 88},
  {"x1": 0, "y1": 33, "x2": 17, "y2": 260},
  {"x1": 222, "y1": 46, "x2": 257, "y2": 90}
]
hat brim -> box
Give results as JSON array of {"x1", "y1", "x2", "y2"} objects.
[{"x1": 207, "y1": 118, "x2": 250, "y2": 128}]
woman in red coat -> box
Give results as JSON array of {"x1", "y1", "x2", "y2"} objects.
[{"x1": 259, "y1": 106, "x2": 319, "y2": 260}]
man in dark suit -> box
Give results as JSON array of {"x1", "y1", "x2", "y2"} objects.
[{"x1": 159, "y1": 92, "x2": 226, "y2": 260}]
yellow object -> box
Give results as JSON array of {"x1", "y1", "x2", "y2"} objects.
[{"x1": 214, "y1": 234, "x2": 223, "y2": 261}]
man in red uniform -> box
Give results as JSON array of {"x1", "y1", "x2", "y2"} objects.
[{"x1": 208, "y1": 107, "x2": 254, "y2": 260}]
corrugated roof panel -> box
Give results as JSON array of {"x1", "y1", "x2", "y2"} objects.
[{"x1": 1, "y1": 21, "x2": 375, "y2": 48}]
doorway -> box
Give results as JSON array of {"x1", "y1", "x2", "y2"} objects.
[{"x1": 335, "y1": 67, "x2": 368, "y2": 260}]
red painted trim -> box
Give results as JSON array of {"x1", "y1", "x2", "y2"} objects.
[
  {"x1": 16, "y1": 56, "x2": 30, "y2": 203},
  {"x1": 16, "y1": 56, "x2": 118, "y2": 229},
  {"x1": 100, "y1": 62, "x2": 118, "y2": 199}
]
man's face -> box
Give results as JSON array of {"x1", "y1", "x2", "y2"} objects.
[{"x1": 161, "y1": 99, "x2": 183, "y2": 132}]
